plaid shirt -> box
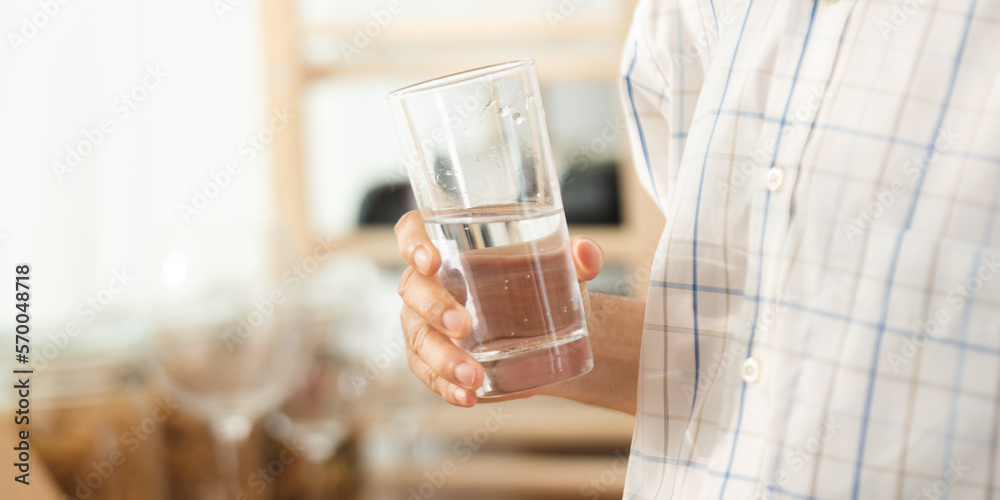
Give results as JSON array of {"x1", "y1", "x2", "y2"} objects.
[{"x1": 620, "y1": 0, "x2": 1000, "y2": 498}]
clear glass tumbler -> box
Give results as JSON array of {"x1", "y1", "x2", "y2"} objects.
[{"x1": 388, "y1": 60, "x2": 594, "y2": 398}]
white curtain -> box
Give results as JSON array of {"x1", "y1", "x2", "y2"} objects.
[{"x1": 0, "y1": 0, "x2": 274, "y2": 339}]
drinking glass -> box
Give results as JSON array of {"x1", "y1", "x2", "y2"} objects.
[
  {"x1": 262, "y1": 257, "x2": 378, "y2": 499},
  {"x1": 387, "y1": 60, "x2": 593, "y2": 398},
  {"x1": 152, "y1": 222, "x2": 310, "y2": 499}
]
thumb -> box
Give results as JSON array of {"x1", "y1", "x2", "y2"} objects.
[{"x1": 571, "y1": 236, "x2": 604, "y2": 282}]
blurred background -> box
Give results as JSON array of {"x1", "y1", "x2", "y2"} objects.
[{"x1": 0, "y1": 0, "x2": 664, "y2": 498}]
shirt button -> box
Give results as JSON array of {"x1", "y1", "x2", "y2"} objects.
[
  {"x1": 766, "y1": 168, "x2": 784, "y2": 192},
  {"x1": 742, "y1": 357, "x2": 762, "y2": 384}
]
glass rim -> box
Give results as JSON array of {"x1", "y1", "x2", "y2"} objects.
[{"x1": 387, "y1": 59, "x2": 535, "y2": 100}]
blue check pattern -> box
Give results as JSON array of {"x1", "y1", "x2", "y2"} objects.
[{"x1": 619, "y1": 0, "x2": 1000, "y2": 498}]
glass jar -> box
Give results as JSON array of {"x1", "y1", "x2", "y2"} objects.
[{"x1": 29, "y1": 316, "x2": 170, "y2": 500}]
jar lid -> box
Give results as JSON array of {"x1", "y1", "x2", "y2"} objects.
[{"x1": 27, "y1": 313, "x2": 150, "y2": 403}]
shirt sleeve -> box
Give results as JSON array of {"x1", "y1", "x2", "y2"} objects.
[{"x1": 618, "y1": 0, "x2": 718, "y2": 212}]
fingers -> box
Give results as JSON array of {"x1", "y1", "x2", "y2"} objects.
[
  {"x1": 406, "y1": 354, "x2": 478, "y2": 407},
  {"x1": 397, "y1": 266, "x2": 472, "y2": 338},
  {"x1": 571, "y1": 236, "x2": 605, "y2": 282},
  {"x1": 395, "y1": 210, "x2": 440, "y2": 275},
  {"x1": 402, "y1": 307, "x2": 482, "y2": 406},
  {"x1": 396, "y1": 209, "x2": 481, "y2": 406}
]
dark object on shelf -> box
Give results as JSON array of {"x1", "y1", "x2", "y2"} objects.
[
  {"x1": 358, "y1": 182, "x2": 417, "y2": 225},
  {"x1": 560, "y1": 161, "x2": 621, "y2": 225}
]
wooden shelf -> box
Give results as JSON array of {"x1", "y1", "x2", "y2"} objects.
[
  {"x1": 298, "y1": 15, "x2": 629, "y2": 83},
  {"x1": 366, "y1": 454, "x2": 628, "y2": 500},
  {"x1": 362, "y1": 398, "x2": 632, "y2": 500},
  {"x1": 303, "y1": 48, "x2": 623, "y2": 83},
  {"x1": 412, "y1": 397, "x2": 634, "y2": 450},
  {"x1": 303, "y1": 16, "x2": 628, "y2": 46}
]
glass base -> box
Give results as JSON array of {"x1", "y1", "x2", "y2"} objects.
[{"x1": 474, "y1": 333, "x2": 593, "y2": 399}]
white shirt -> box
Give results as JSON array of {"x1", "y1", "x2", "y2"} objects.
[{"x1": 619, "y1": 0, "x2": 1000, "y2": 498}]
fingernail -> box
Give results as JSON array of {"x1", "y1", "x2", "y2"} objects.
[
  {"x1": 590, "y1": 239, "x2": 604, "y2": 267},
  {"x1": 582, "y1": 238, "x2": 603, "y2": 269},
  {"x1": 444, "y1": 309, "x2": 466, "y2": 333},
  {"x1": 454, "y1": 386, "x2": 470, "y2": 405},
  {"x1": 455, "y1": 363, "x2": 475, "y2": 387},
  {"x1": 414, "y1": 247, "x2": 431, "y2": 273}
]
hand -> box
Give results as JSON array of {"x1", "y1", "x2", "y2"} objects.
[{"x1": 395, "y1": 210, "x2": 604, "y2": 407}]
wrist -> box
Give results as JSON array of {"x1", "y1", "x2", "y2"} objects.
[{"x1": 540, "y1": 293, "x2": 644, "y2": 413}]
